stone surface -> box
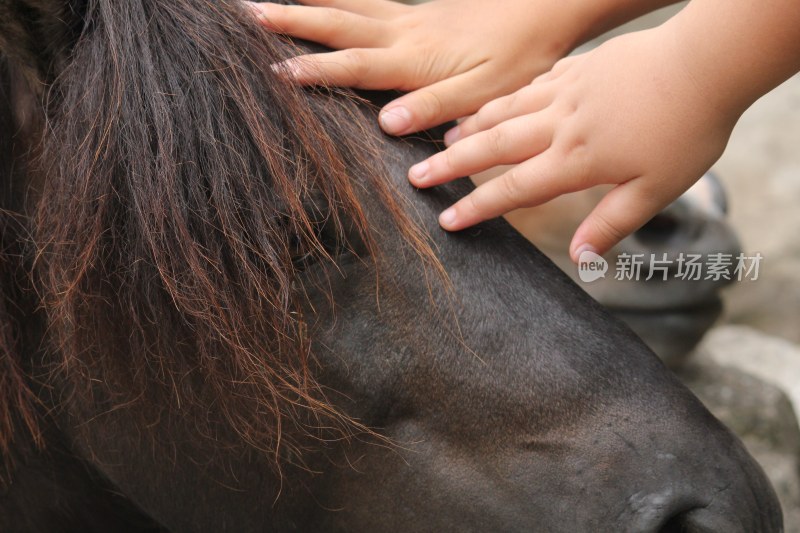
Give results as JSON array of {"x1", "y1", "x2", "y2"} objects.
[
  {"x1": 695, "y1": 327, "x2": 800, "y2": 420},
  {"x1": 716, "y1": 77, "x2": 800, "y2": 343},
  {"x1": 682, "y1": 326, "x2": 800, "y2": 532}
]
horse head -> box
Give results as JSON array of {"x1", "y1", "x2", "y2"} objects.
[{"x1": 0, "y1": 1, "x2": 783, "y2": 531}]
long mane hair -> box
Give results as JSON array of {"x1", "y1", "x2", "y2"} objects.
[
  {"x1": 0, "y1": 0, "x2": 437, "y2": 468},
  {"x1": 1, "y1": 54, "x2": 43, "y2": 465}
]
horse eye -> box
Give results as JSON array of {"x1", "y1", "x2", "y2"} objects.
[
  {"x1": 291, "y1": 243, "x2": 316, "y2": 270},
  {"x1": 289, "y1": 216, "x2": 348, "y2": 271}
]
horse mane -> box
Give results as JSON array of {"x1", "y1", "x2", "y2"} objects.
[
  {"x1": 1, "y1": 55, "x2": 43, "y2": 470},
  {"x1": 0, "y1": 0, "x2": 438, "y2": 468}
]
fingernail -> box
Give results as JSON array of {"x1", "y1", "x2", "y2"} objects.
[
  {"x1": 444, "y1": 126, "x2": 461, "y2": 147},
  {"x1": 245, "y1": 1, "x2": 266, "y2": 18},
  {"x1": 379, "y1": 106, "x2": 411, "y2": 135},
  {"x1": 271, "y1": 60, "x2": 301, "y2": 79},
  {"x1": 408, "y1": 161, "x2": 430, "y2": 183},
  {"x1": 439, "y1": 207, "x2": 457, "y2": 228},
  {"x1": 573, "y1": 243, "x2": 597, "y2": 262}
]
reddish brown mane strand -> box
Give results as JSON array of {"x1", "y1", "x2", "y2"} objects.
[
  {"x1": 0, "y1": 214, "x2": 42, "y2": 470},
  {"x1": 0, "y1": 0, "x2": 440, "y2": 466},
  {"x1": 0, "y1": 57, "x2": 41, "y2": 473}
]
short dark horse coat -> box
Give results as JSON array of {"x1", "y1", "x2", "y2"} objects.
[{"x1": 0, "y1": 1, "x2": 782, "y2": 531}]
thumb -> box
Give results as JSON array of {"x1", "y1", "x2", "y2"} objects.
[{"x1": 569, "y1": 179, "x2": 673, "y2": 263}]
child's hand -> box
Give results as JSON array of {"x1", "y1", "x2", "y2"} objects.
[
  {"x1": 248, "y1": 0, "x2": 619, "y2": 135},
  {"x1": 407, "y1": 26, "x2": 739, "y2": 262}
]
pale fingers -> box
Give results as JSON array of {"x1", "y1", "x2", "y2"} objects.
[
  {"x1": 251, "y1": 3, "x2": 389, "y2": 49},
  {"x1": 438, "y1": 153, "x2": 576, "y2": 231},
  {"x1": 408, "y1": 113, "x2": 552, "y2": 187},
  {"x1": 378, "y1": 67, "x2": 504, "y2": 135},
  {"x1": 296, "y1": 0, "x2": 406, "y2": 19},
  {"x1": 280, "y1": 48, "x2": 407, "y2": 88},
  {"x1": 569, "y1": 179, "x2": 672, "y2": 261},
  {"x1": 446, "y1": 83, "x2": 555, "y2": 145}
]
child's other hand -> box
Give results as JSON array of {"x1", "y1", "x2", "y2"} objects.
[
  {"x1": 407, "y1": 27, "x2": 739, "y2": 262},
  {"x1": 247, "y1": 0, "x2": 594, "y2": 135}
]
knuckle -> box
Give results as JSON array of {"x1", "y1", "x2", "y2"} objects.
[
  {"x1": 342, "y1": 48, "x2": 369, "y2": 78},
  {"x1": 557, "y1": 133, "x2": 587, "y2": 159},
  {"x1": 505, "y1": 90, "x2": 520, "y2": 110},
  {"x1": 499, "y1": 169, "x2": 522, "y2": 204},
  {"x1": 476, "y1": 100, "x2": 499, "y2": 130},
  {"x1": 551, "y1": 57, "x2": 571, "y2": 74},
  {"x1": 572, "y1": 146, "x2": 594, "y2": 185},
  {"x1": 562, "y1": 96, "x2": 579, "y2": 116},
  {"x1": 485, "y1": 127, "x2": 506, "y2": 158},
  {"x1": 466, "y1": 191, "x2": 485, "y2": 216},
  {"x1": 531, "y1": 71, "x2": 550, "y2": 84},
  {"x1": 264, "y1": 3, "x2": 287, "y2": 24},
  {"x1": 590, "y1": 211, "x2": 627, "y2": 245},
  {"x1": 443, "y1": 145, "x2": 461, "y2": 172},
  {"x1": 551, "y1": 132, "x2": 593, "y2": 187},
  {"x1": 324, "y1": 7, "x2": 347, "y2": 31},
  {"x1": 416, "y1": 90, "x2": 444, "y2": 122}
]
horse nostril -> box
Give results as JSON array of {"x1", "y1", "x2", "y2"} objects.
[
  {"x1": 634, "y1": 213, "x2": 682, "y2": 245},
  {"x1": 659, "y1": 512, "x2": 706, "y2": 533},
  {"x1": 657, "y1": 507, "x2": 735, "y2": 533},
  {"x1": 660, "y1": 513, "x2": 692, "y2": 533}
]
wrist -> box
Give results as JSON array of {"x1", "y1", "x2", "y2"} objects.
[
  {"x1": 665, "y1": 0, "x2": 800, "y2": 117},
  {"x1": 568, "y1": 0, "x2": 684, "y2": 49}
]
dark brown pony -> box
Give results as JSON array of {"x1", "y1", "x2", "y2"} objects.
[
  {"x1": 0, "y1": 1, "x2": 783, "y2": 531},
  {"x1": 4, "y1": 0, "x2": 438, "y2": 459}
]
